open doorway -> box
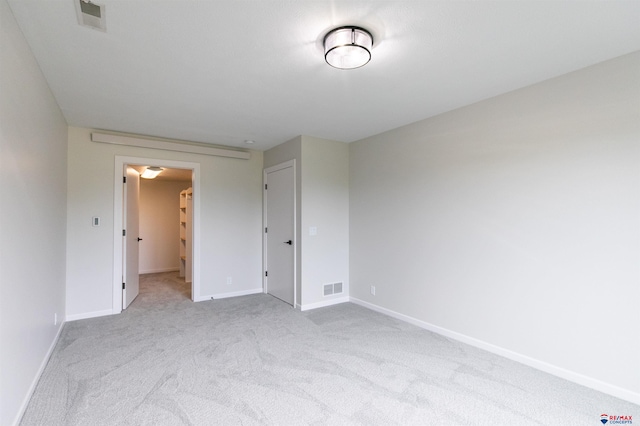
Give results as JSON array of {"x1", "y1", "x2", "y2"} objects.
[
  {"x1": 130, "y1": 164, "x2": 193, "y2": 303},
  {"x1": 113, "y1": 156, "x2": 201, "y2": 314}
]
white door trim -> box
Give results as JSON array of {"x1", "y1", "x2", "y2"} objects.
[
  {"x1": 113, "y1": 155, "x2": 201, "y2": 314},
  {"x1": 263, "y1": 159, "x2": 297, "y2": 307}
]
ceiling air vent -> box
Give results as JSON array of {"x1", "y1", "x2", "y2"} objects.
[{"x1": 75, "y1": 0, "x2": 106, "y2": 32}]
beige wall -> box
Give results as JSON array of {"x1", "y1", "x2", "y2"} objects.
[
  {"x1": 66, "y1": 127, "x2": 264, "y2": 318},
  {"x1": 0, "y1": 0, "x2": 68, "y2": 423},
  {"x1": 139, "y1": 179, "x2": 190, "y2": 274},
  {"x1": 349, "y1": 52, "x2": 640, "y2": 400},
  {"x1": 300, "y1": 137, "x2": 349, "y2": 308}
]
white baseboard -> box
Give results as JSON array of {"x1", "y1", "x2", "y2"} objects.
[
  {"x1": 14, "y1": 321, "x2": 65, "y2": 426},
  {"x1": 300, "y1": 296, "x2": 349, "y2": 311},
  {"x1": 349, "y1": 297, "x2": 640, "y2": 405},
  {"x1": 195, "y1": 288, "x2": 263, "y2": 302},
  {"x1": 139, "y1": 268, "x2": 179, "y2": 274},
  {"x1": 66, "y1": 309, "x2": 113, "y2": 322}
]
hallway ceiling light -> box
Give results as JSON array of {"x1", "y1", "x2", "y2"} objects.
[
  {"x1": 141, "y1": 167, "x2": 163, "y2": 179},
  {"x1": 323, "y1": 26, "x2": 373, "y2": 70}
]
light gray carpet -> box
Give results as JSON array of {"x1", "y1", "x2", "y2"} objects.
[{"x1": 21, "y1": 272, "x2": 638, "y2": 425}]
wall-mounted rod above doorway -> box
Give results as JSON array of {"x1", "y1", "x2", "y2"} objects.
[{"x1": 92, "y1": 132, "x2": 251, "y2": 160}]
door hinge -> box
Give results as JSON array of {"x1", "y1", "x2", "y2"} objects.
[
  {"x1": 265, "y1": 227, "x2": 267, "y2": 233},
  {"x1": 265, "y1": 271, "x2": 268, "y2": 277},
  {"x1": 123, "y1": 176, "x2": 127, "y2": 183},
  {"x1": 264, "y1": 184, "x2": 267, "y2": 190},
  {"x1": 122, "y1": 282, "x2": 126, "y2": 289},
  {"x1": 122, "y1": 229, "x2": 126, "y2": 236}
]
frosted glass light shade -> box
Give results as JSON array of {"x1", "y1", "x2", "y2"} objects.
[
  {"x1": 324, "y1": 26, "x2": 373, "y2": 70},
  {"x1": 141, "y1": 166, "x2": 163, "y2": 179}
]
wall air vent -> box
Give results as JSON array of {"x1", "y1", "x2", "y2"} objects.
[
  {"x1": 323, "y1": 284, "x2": 333, "y2": 296},
  {"x1": 323, "y1": 282, "x2": 344, "y2": 297},
  {"x1": 75, "y1": 0, "x2": 106, "y2": 32}
]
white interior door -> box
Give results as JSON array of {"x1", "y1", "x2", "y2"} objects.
[
  {"x1": 265, "y1": 162, "x2": 295, "y2": 306},
  {"x1": 123, "y1": 166, "x2": 140, "y2": 309}
]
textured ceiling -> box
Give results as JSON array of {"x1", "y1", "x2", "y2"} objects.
[{"x1": 7, "y1": 0, "x2": 640, "y2": 151}]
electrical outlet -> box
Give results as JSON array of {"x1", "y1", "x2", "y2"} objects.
[
  {"x1": 226, "y1": 277, "x2": 232, "y2": 285},
  {"x1": 54, "y1": 313, "x2": 58, "y2": 325},
  {"x1": 370, "y1": 286, "x2": 376, "y2": 296}
]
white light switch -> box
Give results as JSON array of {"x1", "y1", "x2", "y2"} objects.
[{"x1": 309, "y1": 226, "x2": 317, "y2": 236}]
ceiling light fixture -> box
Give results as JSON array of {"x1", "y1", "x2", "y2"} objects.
[
  {"x1": 323, "y1": 26, "x2": 373, "y2": 70},
  {"x1": 141, "y1": 167, "x2": 163, "y2": 179}
]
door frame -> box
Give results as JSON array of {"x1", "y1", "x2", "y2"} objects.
[
  {"x1": 113, "y1": 155, "x2": 201, "y2": 314},
  {"x1": 263, "y1": 160, "x2": 297, "y2": 307}
]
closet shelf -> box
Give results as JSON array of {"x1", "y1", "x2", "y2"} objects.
[{"x1": 179, "y1": 187, "x2": 193, "y2": 283}]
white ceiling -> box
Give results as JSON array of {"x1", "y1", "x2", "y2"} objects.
[{"x1": 8, "y1": 0, "x2": 640, "y2": 151}]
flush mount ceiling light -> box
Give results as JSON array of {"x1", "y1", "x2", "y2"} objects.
[
  {"x1": 324, "y1": 26, "x2": 373, "y2": 70},
  {"x1": 141, "y1": 167, "x2": 163, "y2": 179}
]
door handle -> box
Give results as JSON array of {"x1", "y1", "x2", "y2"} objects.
[
  {"x1": 284, "y1": 240, "x2": 292, "y2": 245},
  {"x1": 137, "y1": 237, "x2": 143, "y2": 242}
]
